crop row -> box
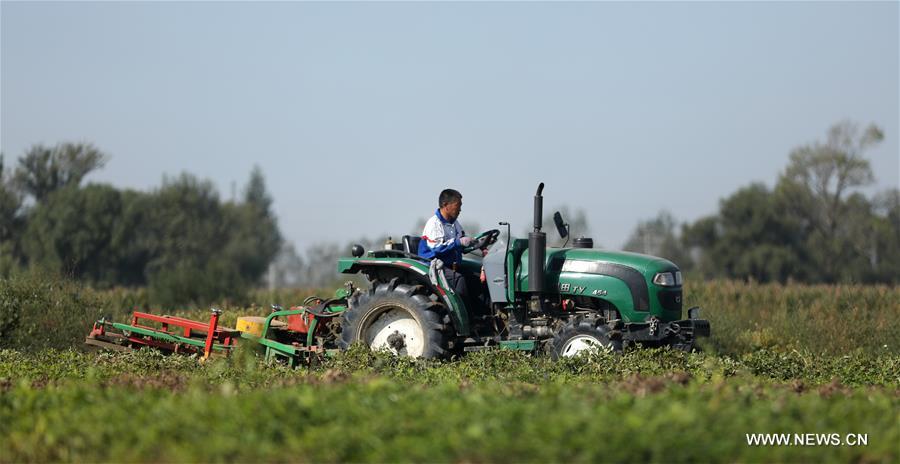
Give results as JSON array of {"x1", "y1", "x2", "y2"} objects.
[{"x1": 1, "y1": 347, "x2": 897, "y2": 463}]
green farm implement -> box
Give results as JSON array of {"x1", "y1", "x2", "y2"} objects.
[{"x1": 87, "y1": 183, "x2": 709, "y2": 362}]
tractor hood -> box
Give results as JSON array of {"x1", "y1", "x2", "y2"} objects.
[
  {"x1": 546, "y1": 248, "x2": 679, "y2": 275},
  {"x1": 517, "y1": 246, "x2": 683, "y2": 322},
  {"x1": 517, "y1": 247, "x2": 679, "y2": 281}
]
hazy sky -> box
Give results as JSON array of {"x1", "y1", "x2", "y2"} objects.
[{"x1": 2, "y1": 1, "x2": 898, "y2": 252}]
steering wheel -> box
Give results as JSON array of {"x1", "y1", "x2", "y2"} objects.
[{"x1": 462, "y1": 229, "x2": 500, "y2": 254}]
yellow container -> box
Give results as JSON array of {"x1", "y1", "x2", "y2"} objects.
[{"x1": 235, "y1": 316, "x2": 286, "y2": 337}]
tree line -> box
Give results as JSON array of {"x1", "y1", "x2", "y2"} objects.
[
  {"x1": 2, "y1": 120, "x2": 896, "y2": 301},
  {"x1": 0, "y1": 143, "x2": 281, "y2": 305},
  {"x1": 623, "y1": 121, "x2": 899, "y2": 284}
]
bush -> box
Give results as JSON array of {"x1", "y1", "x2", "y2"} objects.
[
  {"x1": 0, "y1": 273, "x2": 118, "y2": 351},
  {"x1": 684, "y1": 280, "x2": 900, "y2": 356}
]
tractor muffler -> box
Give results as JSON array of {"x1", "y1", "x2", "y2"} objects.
[{"x1": 529, "y1": 182, "x2": 546, "y2": 293}]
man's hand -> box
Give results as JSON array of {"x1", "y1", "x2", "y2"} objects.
[{"x1": 459, "y1": 236, "x2": 474, "y2": 247}]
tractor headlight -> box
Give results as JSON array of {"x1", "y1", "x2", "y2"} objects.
[{"x1": 653, "y1": 272, "x2": 681, "y2": 287}]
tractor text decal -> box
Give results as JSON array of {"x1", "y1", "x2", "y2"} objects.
[{"x1": 558, "y1": 283, "x2": 587, "y2": 294}]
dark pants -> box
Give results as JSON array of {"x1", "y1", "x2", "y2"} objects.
[{"x1": 442, "y1": 268, "x2": 485, "y2": 313}]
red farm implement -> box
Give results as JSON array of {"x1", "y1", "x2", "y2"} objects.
[
  {"x1": 86, "y1": 309, "x2": 240, "y2": 359},
  {"x1": 85, "y1": 290, "x2": 352, "y2": 366}
]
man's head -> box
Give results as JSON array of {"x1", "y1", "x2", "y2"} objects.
[{"x1": 438, "y1": 188, "x2": 463, "y2": 222}]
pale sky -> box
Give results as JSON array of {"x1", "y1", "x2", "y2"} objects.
[{"x1": 2, "y1": 1, "x2": 898, "y2": 251}]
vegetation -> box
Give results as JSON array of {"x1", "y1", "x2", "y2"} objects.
[
  {"x1": 4, "y1": 120, "x2": 898, "y2": 300},
  {"x1": 1, "y1": 121, "x2": 897, "y2": 462},
  {"x1": 0, "y1": 144, "x2": 281, "y2": 305},
  {"x1": 3, "y1": 273, "x2": 899, "y2": 357},
  {"x1": 0, "y1": 346, "x2": 897, "y2": 463},
  {"x1": 1, "y1": 268, "x2": 898, "y2": 463},
  {"x1": 625, "y1": 121, "x2": 899, "y2": 285}
]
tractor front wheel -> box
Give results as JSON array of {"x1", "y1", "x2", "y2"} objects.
[
  {"x1": 549, "y1": 317, "x2": 622, "y2": 359},
  {"x1": 339, "y1": 281, "x2": 448, "y2": 359}
]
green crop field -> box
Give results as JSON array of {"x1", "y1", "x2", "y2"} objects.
[{"x1": 1, "y1": 275, "x2": 898, "y2": 463}]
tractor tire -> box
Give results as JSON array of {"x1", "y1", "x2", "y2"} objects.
[
  {"x1": 549, "y1": 316, "x2": 623, "y2": 359},
  {"x1": 339, "y1": 280, "x2": 448, "y2": 359}
]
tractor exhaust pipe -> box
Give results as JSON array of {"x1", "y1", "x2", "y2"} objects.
[
  {"x1": 529, "y1": 183, "x2": 546, "y2": 293},
  {"x1": 533, "y1": 183, "x2": 544, "y2": 233}
]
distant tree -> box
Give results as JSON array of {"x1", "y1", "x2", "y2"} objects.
[
  {"x1": 110, "y1": 189, "x2": 155, "y2": 286},
  {"x1": 124, "y1": 169, "x2": 285, "y2": 304},
  {"x1": 776, "y1": 121, "x2": 883, "y2": 281},
  {"x1": 291, "y1": 235, "x2": 397, "y2": 289},
  {"x1": 140, "y1": 174, "x2": 243, "y2": 305},
  {"x1": 683, "y1": 184, "x2": 807, "y2": 282},
  {"x1": 298, "y1": 241, "x2": 347, "y2": 288},
  {"x1": 12, "y1": 143, "x2": 107, "y2": 202},
  {"x1": 243, "y1": 165, "x2": 273, "y2": 212},
  {"x1": 221, "y1": 166, "x2": 282, "y2": 287},
  {"x1": 0, "y1": 155, "x2": 24, "y2": 275},
  {"x1": 21, "y1": 184, "x2": 126, "y2": 284},
  {"x1": 680, "y1": 121, "x2": 891, "y2": 284},
  {"x1": 0, "y1": 154, "x2": 20, "y2": 240},
  {"x1": 3, "y1": 141, "x2": 290, "y2": 303},
  {"x1": 869, "y1": 189, "x2": 900, "y2": 283},
  {"x1": 680, "y1": 215, "x2": 717, "y2": 276},
  {"x1": 623, "y1": 210, "x2": 691, "y2": 265},
  {"x1": 267, "y1": 242, "x2": 306, "y2": 288}
]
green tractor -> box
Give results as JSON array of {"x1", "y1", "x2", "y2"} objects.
[
  {"x1": 337, "y1": 183, "x2": 709, "y2": 358},
  {"x1": 85, "y1": 183, "x2": 710, "y2": 363}
]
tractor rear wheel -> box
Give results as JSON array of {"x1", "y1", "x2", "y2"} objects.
[
  {"x1": 549, "y1": 317, "x2": 622, "y2": 359},
  {"x1": 339, "y1": 281, "x2": 448, "y2": 359}
]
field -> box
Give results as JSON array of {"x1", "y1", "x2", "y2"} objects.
[{"x1": 1, "y1": 275, "x2": 899, "y2": 463}]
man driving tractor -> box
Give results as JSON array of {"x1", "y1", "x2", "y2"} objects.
[{"x1": 418, "y1": 188, "x2": 483, "y2": 308}]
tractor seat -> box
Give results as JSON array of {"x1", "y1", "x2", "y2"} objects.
[{"x1": 402, "y1": 235, "x2": 421, "y2": 255}]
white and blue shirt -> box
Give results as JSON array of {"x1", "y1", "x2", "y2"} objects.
[{"x1": 418, "y1": 208, "x2": 466, "y2": 265}]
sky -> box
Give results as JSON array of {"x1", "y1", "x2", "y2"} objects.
[{"x1": 2, "y1": 1, "x2": 898, "y2": 253}]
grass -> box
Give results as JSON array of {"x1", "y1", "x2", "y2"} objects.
[
  {"x1": 0, "y1": 347, "x2": 898, "y2": 463},
  {"x1": 685, "y1": 280, "x2": 900, "y2": 356},
  {"x1": 1, "y1": 275, "x2": 898, "y2": 462}
]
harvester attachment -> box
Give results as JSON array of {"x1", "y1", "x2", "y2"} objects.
[{"x1": 85, "y1": 308, "x2": 240, "y2": 359}]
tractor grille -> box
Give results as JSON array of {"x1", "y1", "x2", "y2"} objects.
[{"x1": 657, "y1": 290, "x2": 683, "y2": 312}]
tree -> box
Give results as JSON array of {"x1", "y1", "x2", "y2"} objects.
[
  {"x1": 683, "y1": 184, "x2": 807, "y2": 282},
  {"x1": 139, "y1": 174, "x2": 243, "y2": 305},
  {"x1": 3, "y1": 141, "x2": 291, "y2": 303},
  {"x1": 21, "y1": 184, "x2": 126, "y2": 284},
  {"x1": 0, "y1": 154, "x2": 24, "y2": 275},
  {"x1": 679, "y1": 121, "x2": 891, "y2": 284},
  {"x1": 136, "y1": 170, "x2": 285, "y2": 304},
  {"x1": 623, "y1": 210, "x2": 691, "y2": 266},
  {"x1": 777, "y1": 121, "x2": 883, "y2": 281},
  {"x1": 0, "y1": 154, "x2": 20, "y2": 240},
  {"x1": 267, "y1": 242, "x2": 306, "y2": 288},
  {"x1": 869, "y1": 189, "x2": 900, "y2": 283},
  {"x1": 221, "y1": 166, "x2": 282, "y2": 287},
  {"x1": 13, "y1": 143, "x2": 107, "y2": 203}
]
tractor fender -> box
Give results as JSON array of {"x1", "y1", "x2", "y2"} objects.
[{"x1": 338, "y1": 257, "x2": 470, "y2": 336}]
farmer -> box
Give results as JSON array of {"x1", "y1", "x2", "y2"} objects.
[{"x1": 418, "y1": 188, "x2": 480, "y2": 305}]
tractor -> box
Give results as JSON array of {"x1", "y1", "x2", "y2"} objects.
[
  {"x1": 86, "y1": 183, "x2": 709, "y2": 362},
  {"x1": 336, "y1": 183, "x2": 709, "y2": 358}
]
